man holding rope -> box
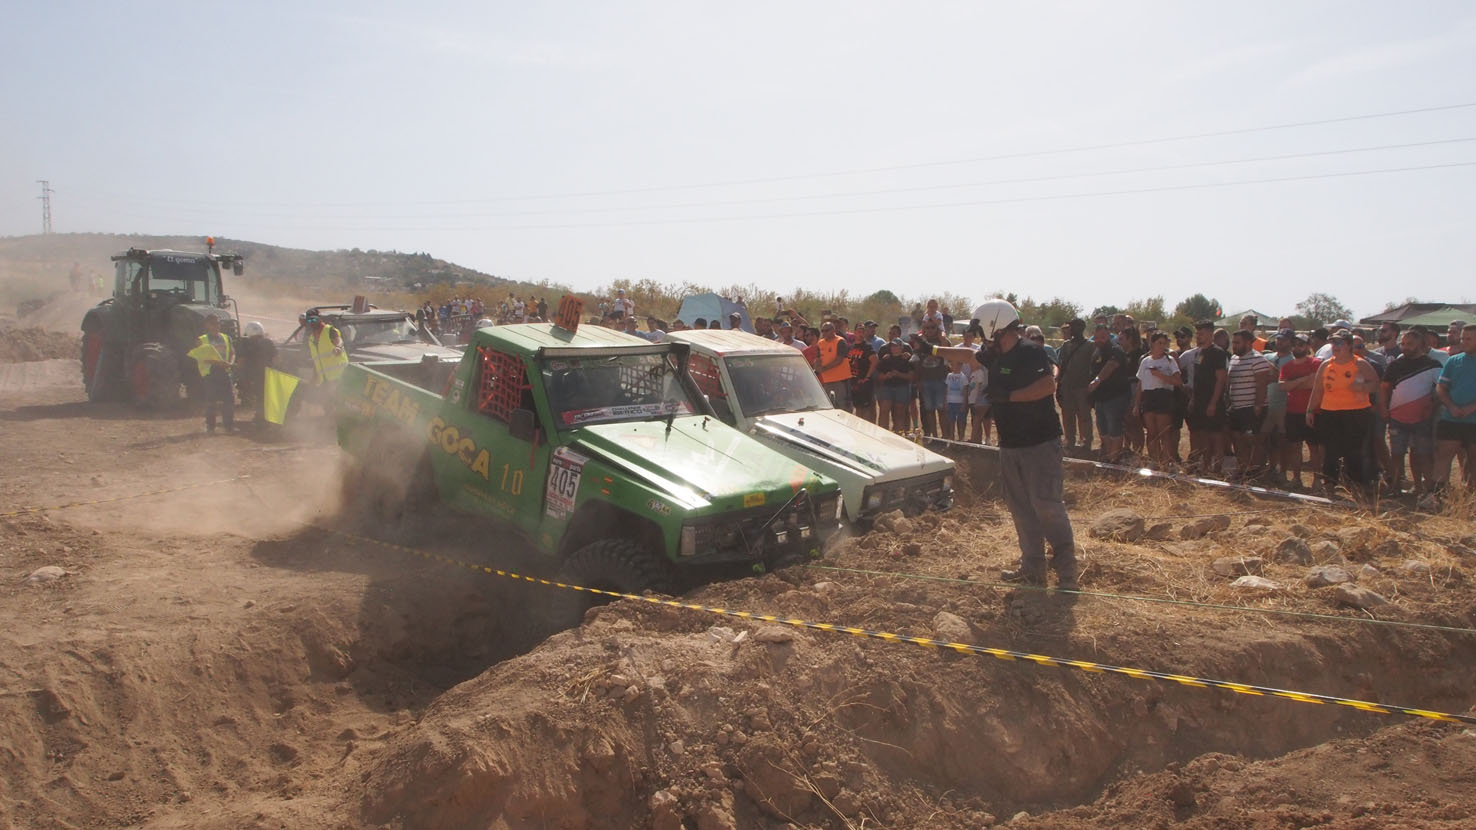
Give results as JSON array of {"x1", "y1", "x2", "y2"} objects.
[{"x1": 916, "y1": 299, "x2": 1078, "y2": 590}]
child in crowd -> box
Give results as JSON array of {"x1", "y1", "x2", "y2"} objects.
[{"x1": 945, "y1": 361, "x2": 969, "y2": 441}]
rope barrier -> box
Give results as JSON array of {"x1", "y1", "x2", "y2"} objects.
[
  {"x1": 921, "y1": 434, "x2": 1339, "y2": 507},
  {"x1": 314, "y1": 522, "x2": 1476, "y2": 726}
]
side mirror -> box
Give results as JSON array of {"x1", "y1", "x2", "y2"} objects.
[
  {"x1": 509, "y1": 408, "x2": 538, "y2": 442},
  {"x1": 232, "y1": 261, "x2": 244, "y2": 276}
]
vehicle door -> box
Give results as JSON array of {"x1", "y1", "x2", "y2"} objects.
[
  {"x1": 685, "y1": 351, "x2": 739, "y2": 426},
  {"x1": 435, "y1": 345, "x2": 552, "y2": 539}
]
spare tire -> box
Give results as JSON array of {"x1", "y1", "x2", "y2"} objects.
[{"x1": 130, "y1": 343, "x2": 181, "y2": 409}]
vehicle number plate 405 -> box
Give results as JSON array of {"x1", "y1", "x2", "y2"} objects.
[{"x1": 545, "y1": 447, "x2": 588, "y2": 519}]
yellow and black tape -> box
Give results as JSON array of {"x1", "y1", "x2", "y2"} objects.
[
  {"x1": 0, "y1": 475, "x2": 252, "y2": 519},
  {"x1": 323, "y1": 524, "x2": 1476, "y2": 727}
]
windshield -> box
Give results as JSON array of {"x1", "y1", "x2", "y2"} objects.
[
  {"x1": 727, "y1": 353, "x2": 834, "y2": 417},
  {"x1": 147, "y1": 255, "x2": 220, "y2": 304},
  {"x1": 342, "y1": 316, "x2": 423, "y2": 347},
  {"x1": 542, "y1": 352, "x2": 697, "y2": 428}
]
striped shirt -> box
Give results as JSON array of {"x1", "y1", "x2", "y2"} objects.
[{"x1": 1227, "y1": 351, "x2": 1275, "y2": 410}]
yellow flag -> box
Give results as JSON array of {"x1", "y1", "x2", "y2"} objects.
[
  {"x1": 187, "y1": 343, "x2": 223, "y2": 375},
  {"x1": 263, "y1": 367, "x2": 301, "y2": 425}
]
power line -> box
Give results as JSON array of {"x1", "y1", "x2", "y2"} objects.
[
  {"x1": 75, "y1": 159, "x2": 1476, "y2": 234},
  {"x1": 81, "y1": 101, "x2": 1476, "y2": 210}
]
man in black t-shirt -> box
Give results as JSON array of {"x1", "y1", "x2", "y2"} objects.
[
  {"x1": 1087, "y1": 325, "x2": 1130, "y2": 462},
  {"x1": 1187, "y1": 319, "x2": 1229, "y2": 473},
  {"x1": 923, "y1": 300, "x2": 1077, "y2": 589},
  {"x1": 847, "y1": 339, "x2": 878, "y2": 423}
]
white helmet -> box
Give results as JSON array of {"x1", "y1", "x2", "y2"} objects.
[
  {"x1": 243, "y1": 321, "x2": 266, "y2": 337},
  {"x1": 972, "y1": 299, "x2": 1021, "y2": 341}
]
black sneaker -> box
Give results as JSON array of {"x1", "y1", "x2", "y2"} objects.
[{"x1": 1000, "y1": 568, "x2": 1046, "y2": 587}]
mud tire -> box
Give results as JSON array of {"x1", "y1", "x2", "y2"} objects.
[
  {"x1": 130, "y1": 343, "x2": 181, "y2": 409},
  {"x1": 545, "y1": 539, "x2": 676, "y2": 632},
  {"x1": 84, "y1": 335, "x2": 124, "y2": 403}
]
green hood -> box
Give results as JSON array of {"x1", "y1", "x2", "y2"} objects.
[{"x1": 569, "y1": 416, "x2": 829, "y2": 510}]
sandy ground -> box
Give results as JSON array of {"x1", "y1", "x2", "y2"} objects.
[{"x1": 2, "y1": 337, "x2": 1476, "y2": 830}]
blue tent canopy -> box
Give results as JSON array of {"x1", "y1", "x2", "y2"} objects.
[{"x1": 675, "y1": 293, "x2": 752, "y2": 332}]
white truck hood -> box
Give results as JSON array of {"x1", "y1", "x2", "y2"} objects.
[{"x1": 751, "y1": 409, "x2": 952, "y2": 482}]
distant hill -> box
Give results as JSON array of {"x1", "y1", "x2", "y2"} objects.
[{"x1": 0, "y1": 232, "x2": 506, "y2": 308}]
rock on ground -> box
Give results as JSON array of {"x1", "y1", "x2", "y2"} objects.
[
  {"x1": 1090, "y1": 509, "x2": 1146, "y2": 543},
  {"x1": 1230, "y1": 575, "x2": 1283, "y2": 592},
  {"x1": 1304, "y1": 565, "x2": 1352, "y2": 588},
  {"x1": 1274, "y1": 538, "x2": 1313, "y2": 565},
  {"x1": 1212, "y1": 556, "x2": 1264, "y2": 577},
  {"x1": 1334, "y1": 584, "x2": 1389, "y2": 609}
]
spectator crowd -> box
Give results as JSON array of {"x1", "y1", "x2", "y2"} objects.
[{"x1": 617, "y1": 301, "x2": 1473, "y2": 507}]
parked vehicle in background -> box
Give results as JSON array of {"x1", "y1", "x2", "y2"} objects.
[{"x1": 80, "y1": 245, "x2": 245, "y2": 407}]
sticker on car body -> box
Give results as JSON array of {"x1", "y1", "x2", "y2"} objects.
[{"x1": 545, "y1": 447, "x2": 589, "y2": 519}]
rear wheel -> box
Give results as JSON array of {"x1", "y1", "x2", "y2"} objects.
[
  {"x1": 130, "y1": 343, "x2": 181, "y2": 409},
  {"x1": 545, "y1": 539, "x2": 676, "y2": 631},
  {"x1": 80, "y1": 331, "x2": 103, "y2": 394}
]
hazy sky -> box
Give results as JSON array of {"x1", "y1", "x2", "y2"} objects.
[{"x1": 3, "y1": 1, "x2": 1474, "y2": 318}]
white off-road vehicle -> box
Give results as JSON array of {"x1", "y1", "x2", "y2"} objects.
[{"x1": 667, "y1": 329, "x2": 954, "y2": 524}]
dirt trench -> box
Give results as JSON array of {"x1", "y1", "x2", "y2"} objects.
[{"x1": 3, "y1": 365, "x2": 1476, "y2": 829}]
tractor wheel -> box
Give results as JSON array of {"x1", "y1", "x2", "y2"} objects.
[
  {"x1": 545, "y1": 539, "x2": 675, "y2": 631},
  {"x1": 130, "y1": 343, "x2": 181, "y2": 409},
  {"x1": 87, "y1": 341, "x2": 124, "y2": 403},
  {"x1": 80, "y1": 331, "x2": 103, "y2": 394}
]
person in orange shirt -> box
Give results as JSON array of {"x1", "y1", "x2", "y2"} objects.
[
  {"x1": 1306, "y1": 332, "x2": 1381, "y2": 493},
  {"x1": 815, "y1": 320, "x2": 852, "y2": 411}
]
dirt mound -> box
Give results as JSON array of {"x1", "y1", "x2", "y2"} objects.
[
  {"x1": 1016, "y1": 718, "x2": 1476, "y2": 828},
  {"x1": 355, "y1": 554, "x2": 1476, "y2": 828},
  {"x1": 14, "y1": 290, "x2": 103, "y2": 334},
  {"x1": 0, "y1": 326, "x2": 79, "y2": 363}
]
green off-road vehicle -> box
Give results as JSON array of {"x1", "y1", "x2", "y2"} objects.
[{"x1": 336, "y1": 320, "x2": 843, "y2": 618}]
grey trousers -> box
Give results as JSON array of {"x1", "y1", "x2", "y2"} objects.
[
  {"x1": 1059, "y1": 386, "x2": 1093, "y2": 449},
  {"x1": 1000, "y1": 439, "x2": 1077, "y2": 577}
]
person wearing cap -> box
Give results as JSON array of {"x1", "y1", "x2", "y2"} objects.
[
  {"x1": 775, "y1": 319, "x2": 804, "y2": 351},
  {"x1": 1306, "y1": 332, "x2": 1380, "y2": 494},
  {"x1": 875, "y1": 336, "x2": 915, "y2": 430},
  {"x1": 1279, "y1": 333, "x2": 1323, "y2": 489},
  {"x1": 863, "y1": 321, "x2": 886, "y2": 355},
  {"x1": 728, "y1": 311, "x2": 744, "y2": 331},
  {"x1": 612, "y1": 288, "x2": 633, "y2": 320},
  {"x1": 923, "y1": 299, "x2": 1078, "y2": 590}
]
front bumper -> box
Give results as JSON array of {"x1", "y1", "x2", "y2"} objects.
[
  {"x1": 679, "y1": 490, "x2": 843, "y2": 568},
  {"x1": 857, "y1": 471, "x2": 954, "y2": 519}
]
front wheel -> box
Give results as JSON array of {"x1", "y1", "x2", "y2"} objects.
[
  {"x1": 545, "y1": 539, "x2": 675, "y2": 631},
  {"x1": 130, "y1": 343, "x2": 181, "y2": 409}
]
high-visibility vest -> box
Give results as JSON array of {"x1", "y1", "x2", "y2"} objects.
[
  {"x1": 308, "y1": 325, "x2": 349, "y2": 383},
  {"x1": 192, "y1": 333, "x2": 232, "y2": 377}
]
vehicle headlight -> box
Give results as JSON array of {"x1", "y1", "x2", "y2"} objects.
[
  {"x1": 833, "y1": 494, "x2": 845, "y2": 521},
  {"x1": 943, "y1": 474, "x2": 954, "y2": 491},
  {"x1": 680, "y1": 525, "x2": 696, "y2": 556}
]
